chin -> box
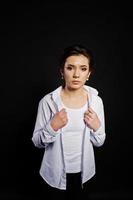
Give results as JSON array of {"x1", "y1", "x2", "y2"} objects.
[{"x1": 68, "y1": 85, "x2": 83, "y2": 90}]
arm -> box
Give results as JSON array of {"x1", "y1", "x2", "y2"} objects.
[
  {"x1": 32, "y1": 98, "x2": 60, "y2": 149},
  {"x1": 89, "y1": 98, "x2": 106, "y2": 147},
  {"x1": 84, "y1": 97, "x2": 106, "y2": 147}
]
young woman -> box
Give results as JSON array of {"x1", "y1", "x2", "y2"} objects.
[{"x1": 32, "y1": 44, "x2": 106, "y2": 199}]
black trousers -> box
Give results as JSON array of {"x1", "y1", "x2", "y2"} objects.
[
  {"x1": 37, "y1": 172, "x2": 95, "y2": 200},
  {"x1": 66, "y1": 172, "x2": 83, "y2": 199}
]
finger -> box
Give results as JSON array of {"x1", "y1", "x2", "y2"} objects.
[
  {"x1": 84, "y1": 116, "x2": 91, "y2": 124},
  {"x1": 85, "y1": 108, "x2": 93, "y2": 115},
  {"x1": 60, "y1": 109, "x2": 67, "y2": 118},
  {"x1": 84, "y1": 114, "x2": 92, "y2": 121},
  {"x1": 88, "y1": 107, "x2": 95, "y2": 114},
  {"x1": 84, "y1": 110, "x2": 91, "y2": 115},
  {"x1": 60, "y1": 108, "x2": 66, "y2": 112},
  {"x1": 60, "y1": 108, "x2": 67, "y2": 115},
  {"x1": 84, "y1": 112, "x2": 93, "y2": 119},
  {"x1": 62, "y1": 116, "x2": 68, "y2": 123}
]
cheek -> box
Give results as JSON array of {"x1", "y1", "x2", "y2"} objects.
[
  {"x1": 82, "y1": 73, "x2": 89, "y2": 79},
  {"x1": 64, "y1": 71, "x2": 72, "y2": 80}
]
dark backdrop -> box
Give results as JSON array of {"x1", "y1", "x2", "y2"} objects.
[{"x1": 0, "y1": 1, "x2": 132, "y2": 199}]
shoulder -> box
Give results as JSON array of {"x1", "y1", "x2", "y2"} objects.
[
  {"x1": 38, "y1": 93, "x2": 51, "y2": 106},
  {"x1": 39, "y1": 86, "x2": 61, "y2": 103},
  {"x1": 84, "y1": 85, "x2": 104, "y2": 107},
  {"x1": 91, "y1": 89, "x2": 103, "y2": 106},
  {"x1": 38, "y1": 86, "x2": 61, "y2": 113}
]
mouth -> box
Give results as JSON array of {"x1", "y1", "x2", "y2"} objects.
[{"x1": 72, "y1": 81, "x2": 80, "y2": 84}]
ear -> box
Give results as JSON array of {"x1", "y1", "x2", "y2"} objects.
[
  {"x1": 60, "y1": 68, "x2": 63, "y2": 76},
  {"x1": 87, "y1": 71, "x2": 91, "y2": 79}
]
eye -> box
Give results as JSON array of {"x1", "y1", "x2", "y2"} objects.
[
  {"x1": 66, "y1": 66, "x2": 73, "y2": 70},
  {"x1": 81, "y1": 68, "x2": 87, "y2": 71}
]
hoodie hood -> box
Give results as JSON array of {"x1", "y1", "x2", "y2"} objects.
[
  {"x1": 84, "y1": 85, "x2": 98, "y2": 96},
  {"x1": 51, "y1": 85, "x2": 98, "y2": 102}
]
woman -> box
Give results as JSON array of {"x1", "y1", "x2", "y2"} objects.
[{"x1": 32, "y1": 44, "x2": 106, "y2": 199}]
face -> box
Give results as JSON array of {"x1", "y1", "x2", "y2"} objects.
[{"x1": 61, "y1": 55, "x2": 91, "y2": 90}]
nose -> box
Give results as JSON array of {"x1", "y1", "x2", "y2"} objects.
[{"x1": 73, "y1": 69, "x2": 80, "y2": 78}]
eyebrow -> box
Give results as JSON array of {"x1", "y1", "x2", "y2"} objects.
[{"x1": 67, "y1": 64, "x2": 88, "y2": 68}]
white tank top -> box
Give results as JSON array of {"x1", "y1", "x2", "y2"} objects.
[{"x1": 60, "y1": 99, "x2": 88, "y2": 173}]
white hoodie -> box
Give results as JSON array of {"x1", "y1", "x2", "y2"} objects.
[{"x1": 32, "y1": 85, "x2": 106, "y2": 190}]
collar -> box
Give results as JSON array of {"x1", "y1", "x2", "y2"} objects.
[{"x1": 51, "y1": 85, "x2": 98, "y2": 109}]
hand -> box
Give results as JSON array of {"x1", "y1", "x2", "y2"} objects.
[
  {"x1": 50, "y1": 108, "x2": 68, "y2": 131},
  {"x1": 84, "y1": 107, "x2": 101, "y2": 132}
]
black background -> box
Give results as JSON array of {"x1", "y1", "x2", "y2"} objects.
[{"x1": 0, "y1": 1, "x2": 133, "y2": 199}]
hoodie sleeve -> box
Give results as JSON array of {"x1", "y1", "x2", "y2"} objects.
[
  {"x1": 32, "y1": 98, "x2": 60, "y2": 148},
  {"x1": 90, "y1": 97, "x2": 106, "y2": 147}
]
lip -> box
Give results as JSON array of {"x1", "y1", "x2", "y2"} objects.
[{"x1": 72, "y1": 81, "x2": 80, "y2": 84}]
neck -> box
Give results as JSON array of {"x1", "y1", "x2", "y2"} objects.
[{"x1": 62, "y1": 86, "x2": 86, "y2": 98}]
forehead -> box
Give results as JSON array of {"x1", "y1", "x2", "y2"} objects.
[{"x1": 65, "y1": 55, "x2": 89, "y2": 66}]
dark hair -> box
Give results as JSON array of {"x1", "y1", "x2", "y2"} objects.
[{"x1": 59, "y1": 44, "x2": 95, "y2": 72}]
